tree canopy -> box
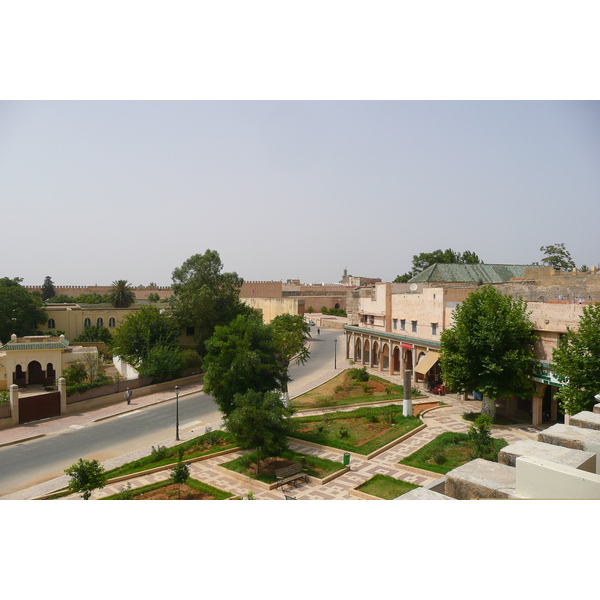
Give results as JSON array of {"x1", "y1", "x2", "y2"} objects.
[
  {"x1": 41, "y1": 276, "x2": 56, "y2": 301},
  {"x1": 111, "y1": 305, "x2": 180, "y2": 368},
  {"x1": 202, "y1": 313, "x2": 284, "y2": 417},
  {"x1": 270, "y1": 313, "x2": 311, "y2": 403},
  {"x1": 0, "y1": 277, "x2": 47, "y2": 343},
  {"x1": 223, "y1": 390, "x2": 296, "y2": 473},
  {"x1": 440, "y1": 286, "x2": 535, "y2": 419},
  {"x1": 169, "y1": 249, "x2": 252, "y2": 356},
  {"x1": 109, "y1": 280, "x2": 136, "y2": 308},
  {"x1": 394, "y1": 248, "x2": 482, "y2": 282},
  {"x1": 64, "y1": 458, "x2": 107, "y2": 500},
  {"x1": 552, "y1": 303, "x2": 600, "y2": 416},
  {"x1": 539, "y1": 243, "x2": 576, "y2": 270}
]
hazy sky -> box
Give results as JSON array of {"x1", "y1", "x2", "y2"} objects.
[{"x1": 1, "y1": 100, "x2": 598, "y2": 287}]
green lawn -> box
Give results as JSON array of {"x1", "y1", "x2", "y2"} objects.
[
  {"x1": 292, "y1": 369, "x2": 411, "y2": 409},
  {"x1": 399, "y1": 431, "x2": 508, "y2": 475},
  {"x1": 357, "y1": 474, "x2": 420, "y2": 499},
  {"x1": 221, "y1": 448, "x2": 345, "y2": 484},
  {"x1": 102, "y1": 477, "x2": 234, "y2": 500},
  {"x1": 104, "y1": 430, "x2": 237, "y2": 479},
  {"x1": 291, "y1": 404, "x2": 422, "y2": 455}
]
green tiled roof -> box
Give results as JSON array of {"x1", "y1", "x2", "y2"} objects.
[
  {"x1": 409, "y1": 263, "x2": 532, "y2": 284},
  {"x1": 0, "y1": 341, "x2": 70, "y2": 351}
]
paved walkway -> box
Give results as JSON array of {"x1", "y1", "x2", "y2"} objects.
[{"x1": 2, "y1": 350, "x2": 548, "y2": 500}]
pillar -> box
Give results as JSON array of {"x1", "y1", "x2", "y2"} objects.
[
  {"x1": 58, "y1": 377, "x2": 67, "y2": 415},
  {"x1": 532, "y1": 395, "x2": 543, "y2": 426},
  {"x1": 403, "y1": 370, "x2": 413, "y2": 417},
  {"x1": 9, "y1": 384, "x2": 18, "y2": 426}
]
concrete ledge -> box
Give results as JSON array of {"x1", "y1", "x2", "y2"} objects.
[
  {"x1": 348, "y1": 485, "x2": 381, "y2": 500},
  {"x1": 499, "y1": 439, "x2": 596, "y2": 472},
  {"x1": 594, "y1": 403, "x2": 600, "y2": 415},
  {"x1": 445, "y1": 458, "x2": 517, "y2": 500},
  {"x1": 538, "y1": 424, "x2": 600, "y2": 473},
  {"x1": 570, "y1": 411, "x2": 600, "y2": 431},
  {"x1": 516, "y1": 455, "x2": 600, "y2": 499},
  {"x1": 395, "y1": 488, "x2": 456, "y2": 500},
  {"x1": 393, "y1": 463, "x2": 445, "y2": 479}
]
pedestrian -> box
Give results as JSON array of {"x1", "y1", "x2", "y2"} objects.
[
  {"x1": 125, "y1": 388, "x2": 132, "y2": 405},
  {"x1": 317, "y1": 328, "x2": 320, "y2": 335}
]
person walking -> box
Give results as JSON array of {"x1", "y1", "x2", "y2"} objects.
[
  {"x1": 317, "y1": 328, "x2": 320, "y2": 335},
  {"x1": 125, "y1": 388, "x2": 132, "y2": 405}
]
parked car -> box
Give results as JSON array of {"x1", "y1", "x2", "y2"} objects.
[{"x1": 306, "y1": 321, "x2": 316, "y2": 326}]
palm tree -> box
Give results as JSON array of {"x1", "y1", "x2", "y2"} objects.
[{"x1": 109, "y1": 280, "x2": 136, "y2": 308}]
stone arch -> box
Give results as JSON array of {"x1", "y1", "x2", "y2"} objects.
[
  {"x1": 393, "y1": 346, "x2": 400, "y2": 374},
  {"x1": 372, "y1": 341, "x2": 379, "y2": 366},
  {"x1": 364, "y1": 339, "x2": 370, "y2": 364},
  {"x1": 355, "y1": 337, "x2": 362, "y2": 361},
  {"x1": 28, "y1": 360, "x2": 45, "y2": 385},
  {"x1": 380, "y1": 343, "x2": 389, "y2": 370}
]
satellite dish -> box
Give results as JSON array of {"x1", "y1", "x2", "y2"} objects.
[{"x1": 410, "y1": 284, "x2": 418, "y2": 291}]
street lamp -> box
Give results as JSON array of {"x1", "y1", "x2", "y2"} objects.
[
  {"x1": 175, "y1": 385, "x2": 180, "y2": 441},
  {"x1": 334, "y1": 338, "x2": 337, "y2": 369}
]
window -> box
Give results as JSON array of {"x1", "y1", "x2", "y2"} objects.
[
  {"x1": 97, "y1": 318, "x2": 104, "y2": 327},
  {"x1": 393, "y1": 318, "x2": 398, "y2": 330},
  {"x1": 400, "y1": 319, "x2": 406, "y2": 330},
  {"x1": 109, "y1": 317, "x2": 116, "y2": 328},
  {"x1": 411, "y1": 320, "x2": 418, "y2": 333},
  {"x1": 47, "y1": 318, "x2": 56, "y2": 329},
  {"x1": 432, "y1": 323, "x2": 438, "y2": 336},
  {"x1": 84, "y1": 318, "x2": 91, "y2": 328}
]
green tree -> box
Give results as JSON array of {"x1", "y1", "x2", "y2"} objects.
[
  {"x1": 467, "y1": 414, "x2": 494, "y2": 457},
  {"x1": 111, "y1": 305, "x2": 180, "y2": 368},
  {"x1": 223, "y1": 390, "x2": 296, "y2": 474},
  {"x1": 170, "y1": 449, "x2": 190, "y2": 499},
  {"x1": 270, "y1": 313, "x2": 310, "y2": 404},
  {"x1": 109, "y1": 280, "x2": 136, "y2": 308},
  {"x1": 0, "y1": 277, "x2": 47, "y2": 343},
  {"x1": 539, "y1": 243, "x2": 576, "y2": 270},
  {"x1": 41, "y1": 276, "x2": 56, "y2": 301},
  {"x1": 552, "y1": 303, "x2": 600, "y2": 416},
  {"x1": 147, "y1": 292, "x2": 160, "y2": 304},
  {"x1": 64, "y1": 458, "x2": 107, "y2": 500},
  {"x1": 169, "y1": 250, "x2": 252, "y2": 356},
  {"x1": 137, "y1": 345, "x2": 184, "y2": 382},
  {"x1": 62, "y1": 362, "x2": 88, "y2": 386},
  {"x1": 73, "y1": 325, "x2": 112, "y2": 344},
  {"x1": 203, "y1": 313, "x2": 283, "y2": 417},
  {"x1": 440, "y1": 286, "x2": 535, "y2": 420},
  {"x1": 394, "y1": 248, "x2": 482, "y2": 282}
]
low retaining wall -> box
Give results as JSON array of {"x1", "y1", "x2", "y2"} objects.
[{"x1": 64, "y1": 374, "x2": 203, "y2": 415}]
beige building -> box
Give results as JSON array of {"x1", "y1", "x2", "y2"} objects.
[
  {"x1": 344, "y1": 268, "x2": 600, "y2": 427},
  {"x1": 0, "y1": 334, "x2": 98, "y2": 391}
]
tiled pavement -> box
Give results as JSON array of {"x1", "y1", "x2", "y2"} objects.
[{"x1": 13, "y1": 358, "x2": 546, "y2": 501}]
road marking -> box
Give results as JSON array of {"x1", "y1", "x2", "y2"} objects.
[
  {"x1": 68, "y1": 424, "x2": 85, "y2": 429},
  {"x1": 116, "y1": 410, "x2": 140, "y2": 417}
]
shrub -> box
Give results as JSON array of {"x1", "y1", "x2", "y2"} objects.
[
  {"x1": 349, "y1": 367, "x2": 369, "y2": 382},
  {"x1": 116, "y1": 482, "x2": 135, "y2": 500},
  {"x1": 468, "y1": 414, "x2": 494, "y2": 457},
  {"x1": 0, "y1": 390, "x2": 9, "y2": 405},
  {"x1": 365, "y1": 413, "x2": 379, "y2": 423},
  {"x1": 150, "y1": 445, "x2": 169, "y2": 462},
  {"x1": 334, "y1": 385, "x2": 344, "y2": 395},
  {"x1": 338, "y1": 425, "x2": 350, "y2": 439}
]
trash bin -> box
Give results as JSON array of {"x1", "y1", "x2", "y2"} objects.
[{"x1": 343, "y1": 452, "x2": 350, "y2": 467}]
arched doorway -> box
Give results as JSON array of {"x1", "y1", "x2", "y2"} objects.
[
  {"x1": 28, "y1": 361, "x2": 45, "y2": 385},
  {"x1": 381, "y1": 343, "x2": 389, "y2": 370},
  {"x1": 393, "y1": 347, "x2": 400, "y2": 374},
  {"x1": 46, "y1": 363, "x2": 56, "y2": 386},
  {"x1": 404, "y1": 348, "x2": 413, "y2": 371},
  {"x1": 364, "y1": 340, "x2": 370, "y2": 364},
  {"x1": 355, "y1": 338, "x2": 362, "y2": 361},
  {"x1": 372, "y1": 341, "x2": 379, "y2": 367},
  {"x1": 14, "y1": 364, "x2": 26, "y2": 387}
]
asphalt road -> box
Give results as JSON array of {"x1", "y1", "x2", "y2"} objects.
[{"x1": 0, "y1": 327, "x2": 343, "y2": 497}]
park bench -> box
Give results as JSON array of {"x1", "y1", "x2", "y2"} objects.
[{"x1": 275, "y1": 463, "x2": 309, "y2": 489}]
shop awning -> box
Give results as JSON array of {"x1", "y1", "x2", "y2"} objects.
[
  {"x1": 401, "y1": 343, "x2": 413, "y2": 349},
  {"x1": 414, "y1": 351, "x2": 439, "y2": 375}
]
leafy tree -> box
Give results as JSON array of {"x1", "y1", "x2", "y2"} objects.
[
  {"x1": 552, "y1": 303, "x2": 600, "y2": 416},
  {"x1": 64, "y1": 458, "x2": 107, "y2": 500},
  {"x1": 109, "y1": 280, "x2": 136, "y2": 308},
  {"x1": 223, "y1": 390, "x2": 296, "y2": 473},
  {"x1": 147, "y1": 292, "x2": 160, "y2": 304},
  {"x1": 307, "y1": 306, "x2": 314, "y2": 314},
  {"x1": 62, "y1": 362, "x2": 88, "y2": 386},
  {"x1": 270, "y1": 313, "x2": 310, "y2": 404},
  {"x1": 41, "y1": 276, "x2": 56, "y2": 301},
  {"x1": 169, "y1": 250, "x2": 252, "y2": 356},
  {"x1": 539, "y1": 242, "x2": 575, "y2": 270},
  {"x1": 203, "y1": 313, "x2": 283, "y2": 417},
  {"x1": 111, "y1": 305, "x2": 180, "y2": 368},
  {"x1": 440, "y1": 286, "x2": 535, "y2": 420},
  {"x1": 73, "y1": 325, "x2": 112, "y2": 344},
  {"x1": 137, "y1": 345, "x2": 184, "y2": 382},
  {"x1": 467, "y1": 414, "x2": 494, "y2": 457},
  {"x1": 394, "y1": 248, "x2": 482, "y2": 282},
  {"x1": 0, "y1": 277, "x2": 47, "y2": 343},
  {"x1": 170, "y1": 449, "x2": 190, "y2": 499}
]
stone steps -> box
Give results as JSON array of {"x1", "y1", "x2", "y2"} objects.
[{"x1": 570, "y1": 410, "x2": 600, "y2": 430}]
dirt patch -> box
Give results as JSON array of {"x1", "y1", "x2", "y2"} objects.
[
  {"x1": 246, "y1": 457, "x2": 295, "y2": 476},
  {"x1": 133, "y1": 483, "x2": 215, "y2": 500},
  {"x1": 414, "y1": 402, "x2": 441, "y2": 415}
]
